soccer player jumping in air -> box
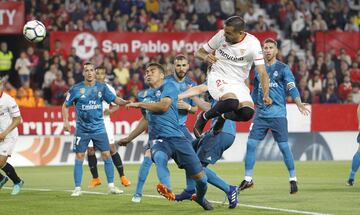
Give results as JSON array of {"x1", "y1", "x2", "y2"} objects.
[{"x1": 193, "y1": 16, "x2": 272, "y2": 138}]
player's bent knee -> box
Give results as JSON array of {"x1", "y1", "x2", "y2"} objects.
[
  {"x1": 0, "y1": 155, "x2": 8, "y2": 168},
  {"x1": 101, "y1": 151, "x2": 111, "y2": 159},
  {"x1": 109, "y1": 144, "x2": 117, "y2": 155},
  {"x1": 75, "y1": 153, "x2": 85, "y2": 160},
  {"x1": 220, "y1": 93, "x2": 237, "y2": 100},
  {"x1": 236, "y1": 106, "x2": 254, "y2": 121},
  {"x1": 191, "y1": 170, "x2": 205, "y2": 180}
]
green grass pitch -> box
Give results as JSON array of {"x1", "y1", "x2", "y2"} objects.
[{"x1": 1, "y1": 161, "x2": 359, "y2": 215}]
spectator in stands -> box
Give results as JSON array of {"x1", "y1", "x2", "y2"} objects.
[
  {"x1": 34, "y1": 89, "x2": 46, "y2": 107},
  {"x1": 0, "y1": 42, "x2": 13, "y2": 78},
  {"x1": 50, "y1": 71, "x2": 68, "y2": 105},
  {"x1": 308, "y1": 70, "x2": 322, "y2": 96},
  {"x1": 15, "y1": 88, "x2": 34, "y2": 108},
  {"x1": 320, "y1": 81, "x2": 339, "y2": 103},
  {"x1": 42, "y1": 64, "x2": 58, "y2": 103},
  {"x1": 339, "y1": 48, "x2": 352, "y2": 66},
  {"x1": 92, "y1": 14, "x2": 107, "y2": 32},
  {"x1": 352, "y1": 84, "x2": 360, "y2": 103},
  {"x1": 302, "y1": 89, "x2": 313, "y2": 104},
  {"x1": 194, "y1": 0, "x2": 210, "y2": 14},
  {"x1": 147, "y1": 17, "x2": 159, "y2": 32},
  {"x1": 146, "y1": 0, "x2": 160, "y2": 16},
  {"x1": 113, "y1": 61, "x2": 130, "y2": 86},
  {"x1": 126, "y1": 73, "x2": 144, "y2": 93},
  {"x1": 93, "y1": 48, "x2": 104, "y2": 66},
  {"x1": 120, "y1": 54, "x2": 131, "y2": 69},
  {"x1": 68, "y1": 47, "x2": 81, "y2": 63},
  {"x1": 50, "y1": 40, "x2": 67, "y2": 59},
  {"x1": 15, "y1": 51, "x2": 31, "y2": 84},
  {"x1": 175, "y1": 13, "x2": 188, "y2": 31},
  {"x1": 244, "y1": 6, "x2": 258, "y2": 30},
  {"x1": 73, "y1": 62, "x2": 83, "y2": 83},
  {"x1": 220, "y1": 0, "x2": 235, "y2": 17},
  {"x1": 338, "y1": 75, "x2": 353, "y2": 102},
  {"x1": 350, "y1": 62, "x2": 360, "y2": 83},
  {"x1": 26, "y1": 47, "x2": 39, "y2": 76},
  {"x1": 19, "y1": 81, "x2": 34, "y2": 98}
]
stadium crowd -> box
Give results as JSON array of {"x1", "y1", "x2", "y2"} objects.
[{"x1": 0, "y1": 0, "x2": 359, "y2": 107}]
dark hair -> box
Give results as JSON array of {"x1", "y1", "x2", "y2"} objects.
[
  {"x1": 224, "y1": 16, "x2": 245, "y2": 32},
  {"x1": 83, "y1": 62, "x2": 94, "y2": 67},
  {"x1": 174, "y1": 54, "x2": 187, "y2": 63},
  {"x1": 146, "y1": 62, "x2": 165, "y2": 74},
  {"x1": 95, "y1": 65, "x2": 106, "y2": 71},
  {"x1": 263, "y1": 38, "x2": 278, "y2": 47}
]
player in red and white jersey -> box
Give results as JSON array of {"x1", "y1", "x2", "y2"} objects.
[
  {"x1": 192, "y1": 16, "x2": 272, "y2": 138},
  {"x1": 0, "y1": 79, "x2": 24, "y2": 195}
]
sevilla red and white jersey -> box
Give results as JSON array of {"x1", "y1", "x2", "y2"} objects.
[
  {"x1": 203, "y1": 30, "x2": 265, "y2": 83},
  {"x1": 103, "y1": 83, "x2": 117, "y2": 122},
  {"x1": 0, "y1": 92, "x2": 20, "y2": 138}
]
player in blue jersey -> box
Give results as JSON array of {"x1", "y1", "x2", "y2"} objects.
[
  {"x1": 176, "y1": 90, "x2": 239, "y2": 209},
  {"x1": 346, "y1": 104, "x2": 360, "y2": 186},
  {"x1": 125, "y1": 63, "x2": 212, "y2": 210},
  {"x1": 86, "y1": 66, "x2": 130, "y2": 189},
  {"x1": 165, "y1": 55, "x2": 198, "y2": 142},
  {"x1": 238, "y1": 38, "x2": 310, "y2": 194},
  {"x1": 62, "y1": 62, "x2": 129, "y2": 197},
  {"x1": 119, "y1": 55, "x2": 198, "y2": 203}
]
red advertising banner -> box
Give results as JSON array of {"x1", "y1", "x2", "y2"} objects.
[
  {"x1": 0, "y1": 2, "x2": 24, "y2": 34},
  {"x1": 49, "y1": 31, "x2": 277, "y2": 60},
  {"x1": 18, "y1": 104, "x2": 357, "y2": 135},
  {"x1": 315, "y1": 32, "x2": 360, "y2": 59}
]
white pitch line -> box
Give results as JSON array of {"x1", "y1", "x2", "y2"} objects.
[{"x1": 2, "y1": 187, "x2": 331, "y2": 215}]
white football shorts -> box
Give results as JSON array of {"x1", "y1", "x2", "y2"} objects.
[
  {"x1": 207, "y1": 73, "x2": 253, "y2": 103},
  {"x1": 0, "y1": 136, "x2": 17, "y2": 156}
]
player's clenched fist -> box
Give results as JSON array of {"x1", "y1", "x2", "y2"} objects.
[
  {"x1": 117, "y1": 137, "x2": 132, "y2": 146},
  {"x1": 205, "y1": 53, "x2": 217, "y2": 64},
  {"x1": 126, "y1": 102, "x2": 141, "y2": 109},
  {"x1": 263, "y1": 96, "x2": 272, "y2": 105}
]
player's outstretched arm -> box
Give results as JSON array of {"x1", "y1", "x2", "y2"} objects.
[
  {"x1": 127, "y1": 97, "x2": 172, "y2": 113},
  {"x1": 177, "y1": 100, "x2": 198, "y2": 114},
  {"x1": 191, "y1": 96, "x2": 211, "y2": 112},
  {"x1": 104, "y1": 105, "x2": 120, "y2": 116},
  {"x1": 62, "y1": 103, "x2": 71, "y2": 133},
  {"x1": 0, "y1": 116, "x2": 21, "y2": 141},
  {"x1": 256, "y1": 64, "x2": 272, "y2": 105},
  {"x1": 113, "y1": 97, "x2": 130, "y2": 106},
  {"x1": 118, "y1": 116, "x2": 148, "y2": 146},
  {"x1": 195, "y1": 48, "x2": 217, "y2": 64},
  {"x1": 178, "y1": 84, "x2": 208, "y2": 100}
]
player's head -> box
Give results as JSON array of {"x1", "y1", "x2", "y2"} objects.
[
  {"x1": 174, "y1": 54, "x2": 189, "y2": 80},
  {"x1": 145, "y1": 63, "x2": 165, "y2": 88},
  {"x1": 83, "y1": 62, "x2": 96, "y2": 83},
  {"x1": 263, "y1": 38, "x2": 278, "y2": 62},
  {"x1": 95, "y1": 65, "x2": 106, "y2": 83},
  {"x1": 224, "y1": 16, "x2": 246, "y2": 44}
]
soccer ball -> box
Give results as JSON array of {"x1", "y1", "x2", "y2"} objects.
[{"x1": 23, "y1": 20, "x2": 46, "y2": 43}]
